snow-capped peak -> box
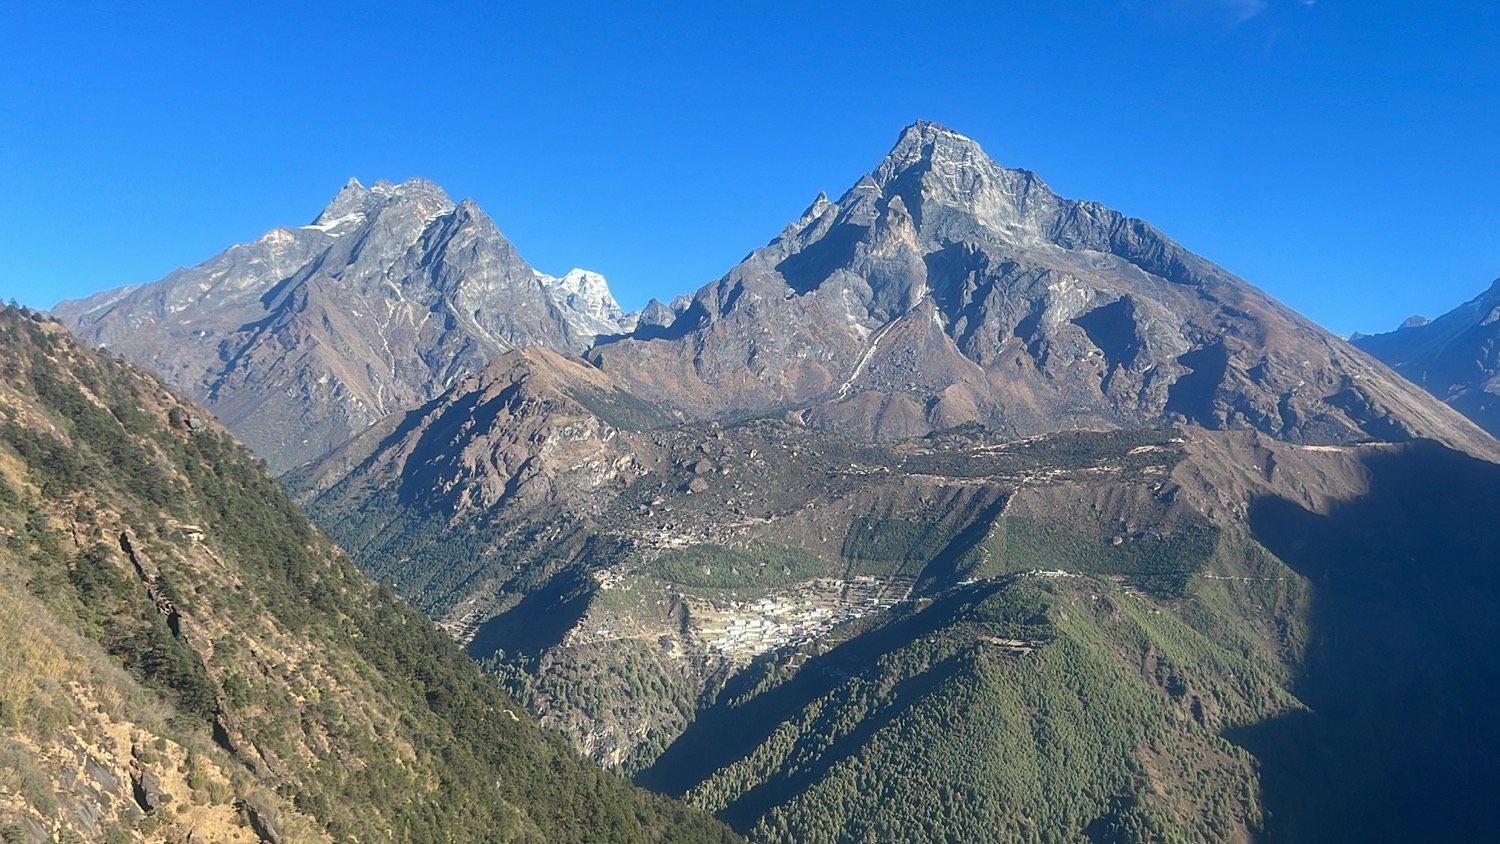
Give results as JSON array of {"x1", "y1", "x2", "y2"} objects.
[{"x1": 536, "y1": 268, "x2": 624, "y2": 324}]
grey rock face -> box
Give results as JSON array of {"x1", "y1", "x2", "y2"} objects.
[
  {"x1": 1353, "y1": 278, "x2": 1500, "y2": 438},
  {"x1": 54, "y1": 179, "x2": 630, "y2": 472},
  {"x1": 590, "y1": 122, "x2": 1499, "y2": 460}
]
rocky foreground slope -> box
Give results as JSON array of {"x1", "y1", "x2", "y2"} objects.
[
  {"x1": 53, "y1": 179, "x2": 630, "y2": 473},
  {"x1": 0, "y1": 306, "x2": 736, "y2": 843}
]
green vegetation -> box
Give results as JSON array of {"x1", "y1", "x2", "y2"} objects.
[
  {"x1": 273, "y1": 298, "x2": 1500, "y2": 844},
  {"x1": 292, "y1": 471, "x2": 612, "y2": 618},
  {"x1": 643, "y1": 544, "x2": 824, "y2": 592},
  {"x1": 639, "y1": 577, "x2": 1286, "y2": 844},
  {"x1": 494, "y1": 637, "x2": 714, "y2": 777},
  {"x1": 841, "y1": 517, "x2": 961, "y2": 576},
  {"x1": 0, "y1": 307, "x2": 739, "y2": 843},
  {"x1": 981, "y1": 516, "x2": 1218, "y2": 595}
]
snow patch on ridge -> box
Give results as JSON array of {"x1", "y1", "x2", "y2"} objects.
[{"x1": 302, "y1": 212, "x2": 366, "y2": 235}]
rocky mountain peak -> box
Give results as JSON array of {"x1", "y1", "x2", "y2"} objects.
[
  {"x1": 308, "y1": 176, "x2": 455, "y2": 238},
  {"x1": 538, "y1": 268, "x2": 625, "y2": 324},
  {"x1": 452, "y1": 194, "x2": 484, "y2": 217},
  {"x1": 857, "y1": 122, "x2": 1059, "y2": 244},
  {"x1": 590, "y1": 123, "x2": 1500, "y2": 463},
  {"x1": 882, "y1": 120, "x2": 990, "y2": 174},
  {"x1": 1353, "y1": 276, "x2": 1500, "y2": 439},
  {"x1": 312, "y1": 177, "x2": 369, "y2": 223},
  {"x1": 802, "y1": 191, "x2": 830, "y2": 218}
]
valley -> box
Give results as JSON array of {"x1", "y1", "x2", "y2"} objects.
[{"x1": 31, "y1": 120, "x2": 1500, "y2": 844}]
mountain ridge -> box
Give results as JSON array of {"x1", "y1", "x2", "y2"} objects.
[
  {"x1": 290, "y1": 355, "x2": 1500, "y2": 841},
  {"x1": 0, "y1": 304, "x2": 739, "y2": 843},
  {"x1": 42, "y1": 121, "x2": 1500, "y2": 842},
  {"x1": 1352, "y1": 277, "x2": 1500, "y2": 437},
  {"x1": 588, "y1": 122, "x2": 1500, "y2": 461},
  {"x1": 54, "y1": 179, "x2": 631, "y2": 473}
]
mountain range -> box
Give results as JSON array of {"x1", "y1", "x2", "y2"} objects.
[
  {"x1": 58, "y1": 125, "x2": 1498, "y2": 476},
  {"x1": 587, "y1": 122, "x2": 1495, "y2": 460},
  {"x1": 43, "y1": 122, "x2": 1500, "y2": 843},
  {"x1": 54, "y1": 178, "x2": 630, "y2": 473},
  {"x1": 1352, "y1": 277, "x2": 1500, "y2": 438}
]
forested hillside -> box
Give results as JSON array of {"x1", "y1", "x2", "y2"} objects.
[{"x1": 0, "y1": 305, "x2": 738, "y2": 843}]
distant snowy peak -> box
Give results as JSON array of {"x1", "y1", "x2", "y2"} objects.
[{"x1": 536, "y1": 267, "x2": 626, "y2": 326}]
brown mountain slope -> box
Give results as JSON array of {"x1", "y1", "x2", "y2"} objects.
[
  {"x1": 290, "y1": 350, "x2": 1500, "y2": 842},
  {"x1": 279, "y1": 123, "x2": 1500, "y2": 844}
]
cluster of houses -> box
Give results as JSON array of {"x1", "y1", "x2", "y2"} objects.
[{"x1": 695, "y1": 576, "x2": 916, "y2": 658}]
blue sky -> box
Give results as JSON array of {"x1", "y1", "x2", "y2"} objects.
[{"x1": 2, "y1": 0, "x2": 1496, "y2": 335}]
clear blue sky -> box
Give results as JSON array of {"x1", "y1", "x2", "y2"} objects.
[{"x1": 2, "y1": 1, "x2": 1497, "y2": 336}]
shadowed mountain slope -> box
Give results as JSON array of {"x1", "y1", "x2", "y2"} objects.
[
  {"x1": 1352, "y1": 277, "x2": 1500, "y2": 438},
  {"x1": 293, "y1": 351, "x2": 1500, "y2": 842}
]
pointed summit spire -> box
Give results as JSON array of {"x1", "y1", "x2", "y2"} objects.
[
  {"x1": 800, "y1": 191, "x2": 830, "y2": 220},
  {"x1": 311, "y1": 178, "x2": 371, "y2": 228},
  {"x1": 884, "y1": 121, "x2": 990, "y2": 171},
  {"x1": 843, "y1": 120, "x2": 1060, "y2": 237}
]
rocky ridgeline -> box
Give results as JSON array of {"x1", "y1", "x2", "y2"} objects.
[
  {"x1": 54, "y1": 179, "x2": 631, "y2": 473},
  {"x1": 1353, "y1": 277, "x2": 1500, "y2": 438}
]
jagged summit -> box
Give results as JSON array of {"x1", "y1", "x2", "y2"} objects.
[
  {"x1": 881, "y1": 120, "x2": 993, "y2": 172},
  {"x1": 311, "y1": 177, "x2": 370, "y2": 224},
  {"x1": 591, "y1": 123, "x2": 1500, "y2": 461},
  {"x1": 54, "y1": 179, "x2": 632, "y2": 472},
  {"x1": 538, "y1": 268, "x2": 626, "y2": 327},
  {"x1": 52, "y1": 124, "x2": 1500, "y2": 473},
  {"x1": 309, "y1": 177, "x2": 455, "y2": 235}
]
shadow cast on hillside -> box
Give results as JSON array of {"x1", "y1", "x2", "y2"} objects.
[
  {"x1": 636, "y1": 582, "x2": 1006, "y2": 807},
  {"x1": 1232, "y1": 440, "x2": 1500, "y2": 842},
  {"x1": 466, "y1": 567, "x2": 593, "y2": 659}
]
